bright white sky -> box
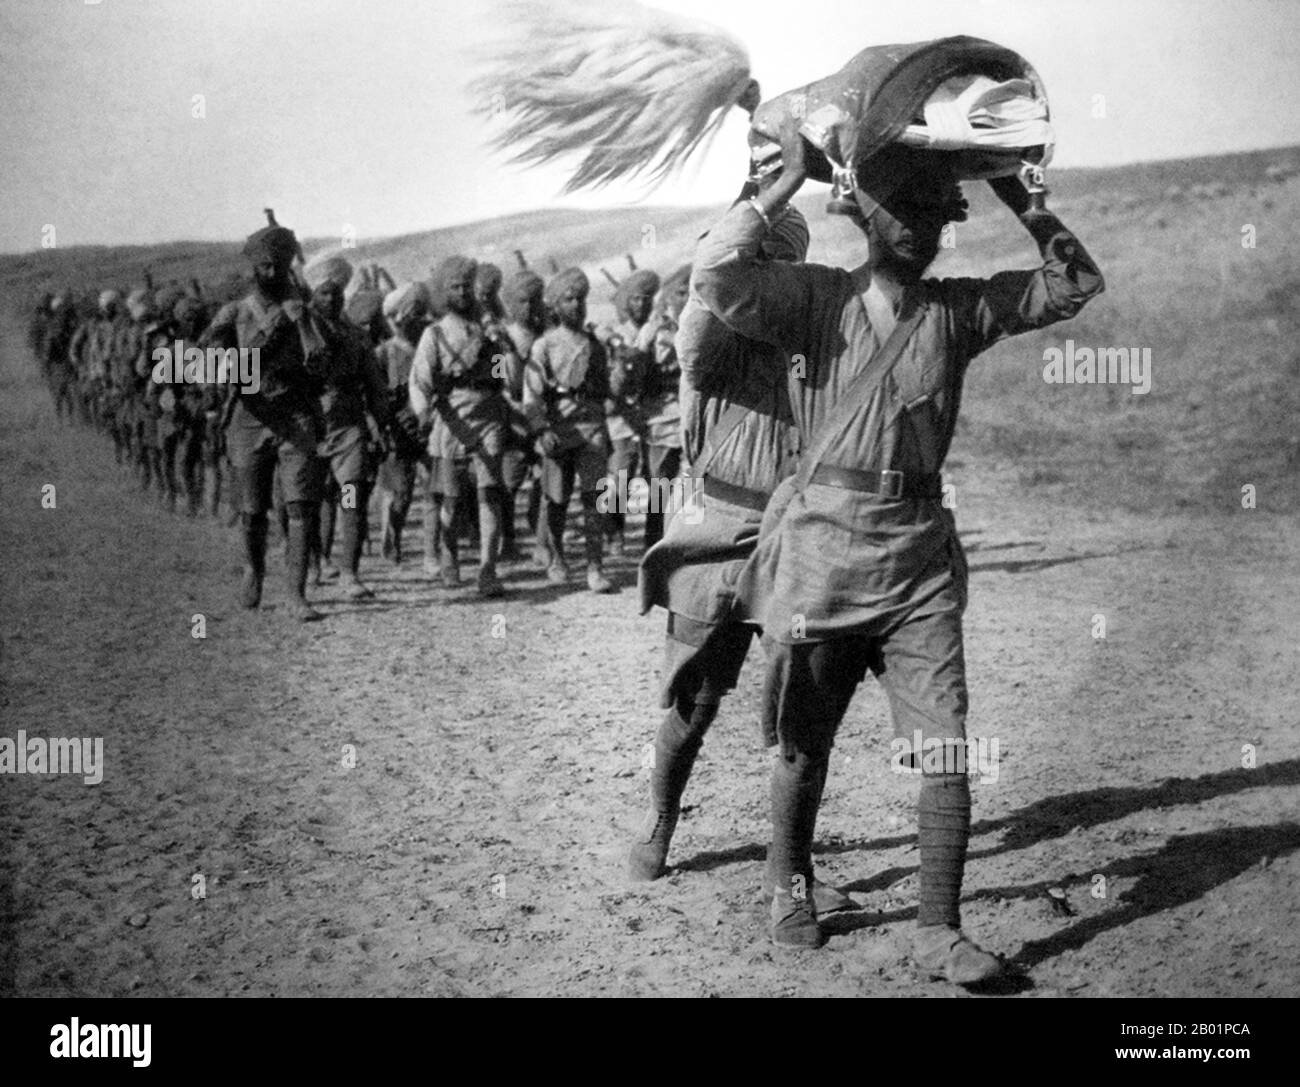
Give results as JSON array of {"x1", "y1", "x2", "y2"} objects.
[{"x1": 1, "y1": 0, "x2": 1296, "y2": 252}]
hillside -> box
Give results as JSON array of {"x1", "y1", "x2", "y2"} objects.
[{"x1": 5, "y1": 145, "x2": 1299, "y2": 516}]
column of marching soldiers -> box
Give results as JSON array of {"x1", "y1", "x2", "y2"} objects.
[{"x1": 25, "y1": 243, "x2": 691, "y2": 615}]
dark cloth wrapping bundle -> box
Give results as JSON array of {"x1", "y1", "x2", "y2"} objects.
[{"x1": 748, "y1": 36, "x2": 1050, "y2": 206}]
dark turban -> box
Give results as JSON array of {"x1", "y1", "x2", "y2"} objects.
[
  {"x1": 543, "y1": 267, "x2": 589, "y2": 312},
  {"x1": 501, "y1": 271, "x2": 544, "y2": 323},
  {"x1": 475, "y1": 262, "x2": 503, "y2": 294},
  {"x1": 242, "y1": 224, "x2": 301, "y2": 267},
  {"x1": 613, "y1": 269, "x2": 661, "y2": 321},
  {"x1": 856, "y1": 144, "x2": 968, "y2": 223}
]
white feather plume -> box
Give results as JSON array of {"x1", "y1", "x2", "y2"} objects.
[{"x1": 468, "y1": 0, "x2": 754, "y2": 193}]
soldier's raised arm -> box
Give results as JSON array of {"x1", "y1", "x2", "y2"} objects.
[{"x1": 945, "y1": 176, "x2": 1105, "y2": 362}]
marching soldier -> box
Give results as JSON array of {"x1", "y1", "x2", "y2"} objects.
[
  {"x1": 602, "y1": 269, "x2": 659, "y2": 555},
  {"x1": 693, "y1": 123, "x2": 1104, "y2": 979},
  {"x1": 523, "y1": 268, "x2": 615, "y2": 594},
  {"x1": 629, "y1": 205, "x2": 811, "y2": 879},
  {"x1": 498, "y1": 269, "x2": 547, "y2": 565},
  {"x1": 69, "y1": 290, "x2": 125, "y2": 451},
  {"x1": 375, "y1": 282, "x2": 433, "y2": 565},
  {"x1": 170, "y1": 294, "x2": 223, "y2": 517},
  {"x1": 306, "y1": 256, "x2": 394, "y2": 600},
  {"x1": 640, "y1": 265, "x2": 689, "y2": 550},
  {"x1": 43, "y1": 294, "x2": 80, "y2": 425},
  {"x1": 201, "y1": 214, "x2": 332, "y2": 622},
  {"x1": 408, "y1": 255, "x2": 513, "y2": 598}
]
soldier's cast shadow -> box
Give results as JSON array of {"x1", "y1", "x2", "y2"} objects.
[{"x1": 677, "y1": 759, "x2": 1300, "y2": 982}]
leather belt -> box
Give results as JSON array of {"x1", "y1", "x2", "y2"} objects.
[
  {"x1": 702, "y1": 475, "x2": 769, "y2": 512},
  {"x1": 808, "y1": 464, "x2": 941, "y2": 499}
]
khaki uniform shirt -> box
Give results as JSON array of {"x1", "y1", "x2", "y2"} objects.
[{"x1": 693, "y1": 201, "x2": 1104, "y2": 643}]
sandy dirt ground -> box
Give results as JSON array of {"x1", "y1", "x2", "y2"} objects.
[{"x1": 1, "y1": 313, "x2": 1297, "y2": 999}]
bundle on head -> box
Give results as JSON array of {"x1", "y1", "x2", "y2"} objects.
[{"x1": 469, "y1": 0, "x2": 756, "y2": 193}]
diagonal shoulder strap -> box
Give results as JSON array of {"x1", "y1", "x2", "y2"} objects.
[
  {"x1": 794, "y1": 285, "x2": 927, "y2": 491},
  {"x1": 692, "y1": 400, "x2": 752, "y2": 478}
]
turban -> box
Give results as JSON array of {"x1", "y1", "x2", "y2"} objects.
[
  {"x1": 430, "y1": 255, "x2": 478, "y2": 311},
  {"x1": 501, "y1": 271, "x2": 544, "y2": 323},
  {"x1": 98, "y1": 289, "x2": 122, "y2": 309},
  {"x1": 475, "y1": 262, "x2": 503, "y2": 294},
  {"x1": 613, "y1": 269, "x2": 661, "y2": 321},
  {"x1": 382, "y1": 281, "x2": 431, "y2": 319},
  {"x1": 303, "y1": 254, "x2": 354, "y2": 291},
  {"x1": 242, "y1": 224, "x2": 301, "y2": 267},
  {"x1": 855, "y1": 144, "x2": 968, "y2": 223},
  {"x1": 432, "y1": 256, "x2": 477, "y2": 289},
  {"x1": 762, "y1": 205, "x2": 810, "y2": 263},
  {"x1": 543, "y1": 267, "x2": 589, "y2": 311}
]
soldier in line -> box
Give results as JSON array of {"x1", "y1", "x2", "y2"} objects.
[
  {"x1": 693, "y1": 123, "x2": 1104, "y2": 977},
  {"x1": 628, "y1": 207, "x2": 813, "y2": 877},
  {"x1": 43, "y1": 294, "x2": 80, "y2": 425},
  {"x1": 201, "y1": 215, "x2": 332, "y2": 622},
  {"x1": 498, "y1": 269, "x2": 547, "y2": 565},
  {"x1": 306, "y1": 256, "x2": 393, "y2": 600},
  {"x1": 408, "y1": 255, "x2": 513, "y2": 598},
  {"x1": 170, "y1": 294, "x2": 223, "y2": 517},
  {"x1": 640, "y1": 265, "x2": 690, "y2": 551},
  {"x1": 523, "y1": 268, "x2": 615, "y2": 594},
  {"x1": 377, "y1": 280, "x2": 436, "y2": 564},
  {"x1": 602, "y1": 269, "x2": 659, "y2": 556},
  {"x1": 124, "y1": 289, "x2": 167, "y2": 499},
  {"x1": 66, "y1": 291, "x2": 118, "y2": 448},
  {"x1": 375, "y1": 282, "x2": 433, "y2": 566}
]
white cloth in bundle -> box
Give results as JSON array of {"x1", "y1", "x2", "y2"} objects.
[{"x1": 899, "y1": 74, "x2": 1053, "y2": 166}]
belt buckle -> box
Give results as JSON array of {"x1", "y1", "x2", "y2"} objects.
[{"x1": 879, "y1": 470, "x2": 904, "y2": 499}]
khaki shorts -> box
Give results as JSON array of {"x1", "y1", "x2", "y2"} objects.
[
  {"x1": 226, "y1": 409, "x2": 321, "y2": 513},
  {"x1": 759, "y1": 595, "x2": 968, "y2": 758}
]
